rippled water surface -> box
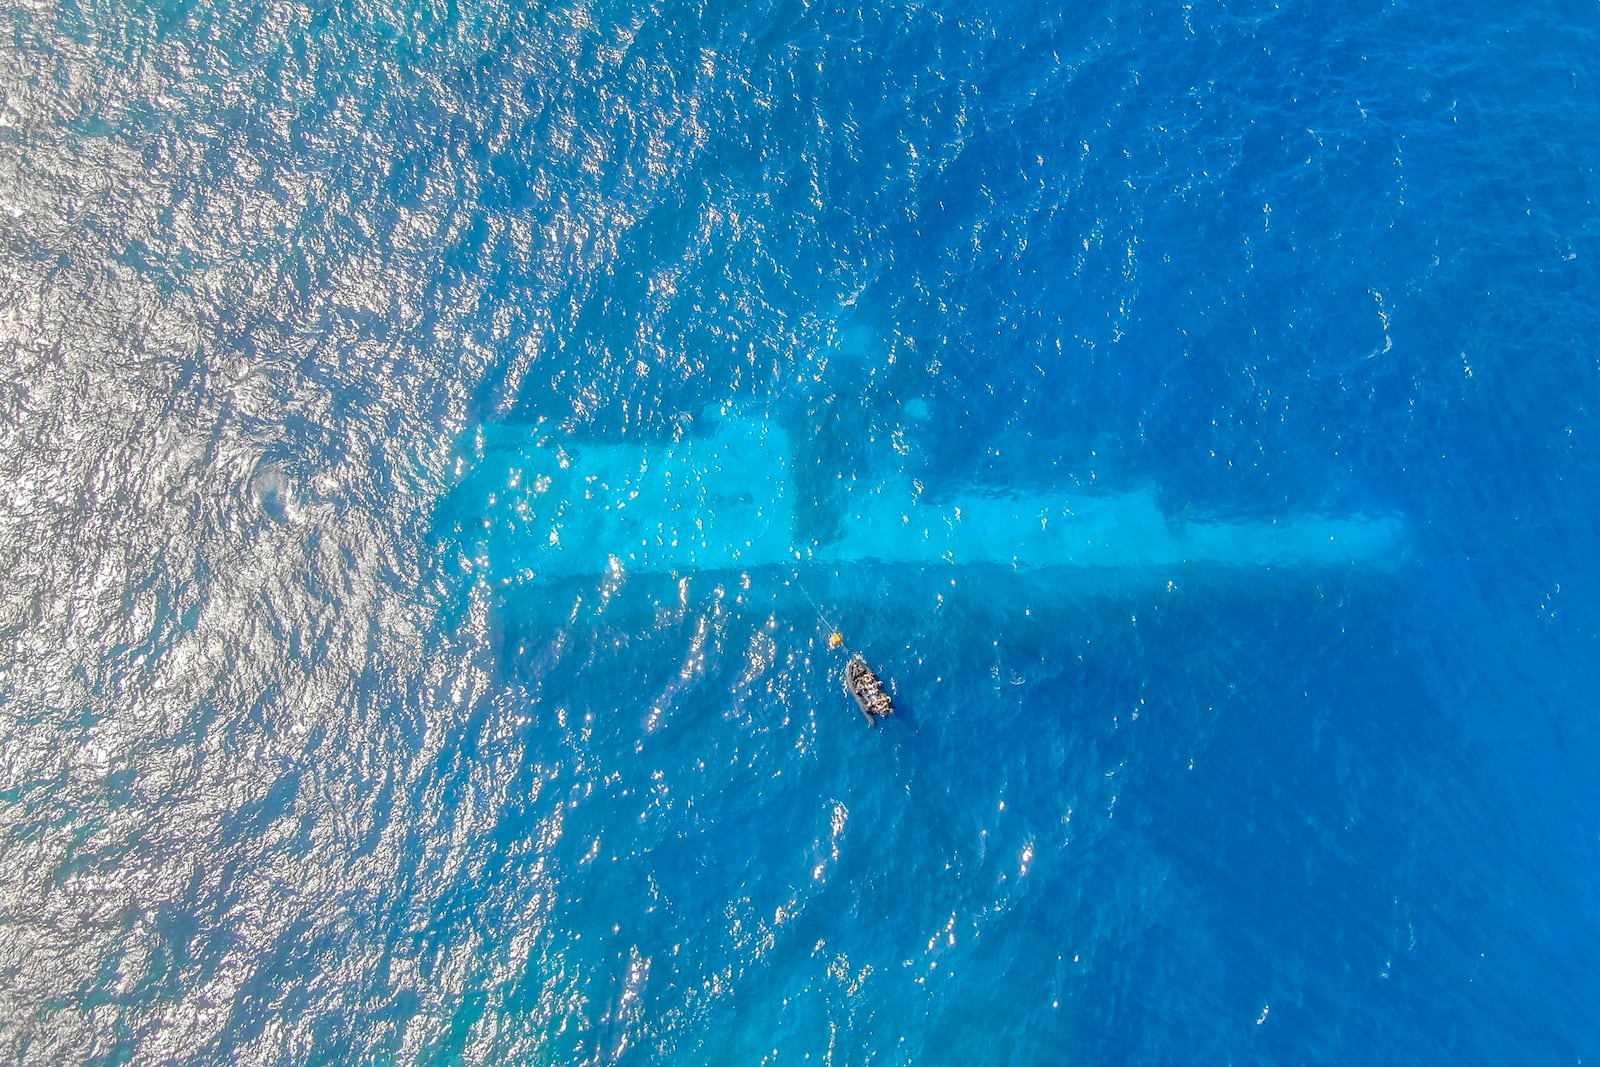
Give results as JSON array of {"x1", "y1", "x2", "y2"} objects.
[{"x1": 3, "y1": 0, "x2": 1598, "y2": 1063}]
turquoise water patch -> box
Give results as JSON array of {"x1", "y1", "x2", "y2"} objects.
[{"x1": 439, "y1": 407, "x2": 1404, "y2": 597}]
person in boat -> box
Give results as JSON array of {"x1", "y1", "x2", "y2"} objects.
[{"x1": 844, "y1": 653, "x2": 894, "y2": 724}]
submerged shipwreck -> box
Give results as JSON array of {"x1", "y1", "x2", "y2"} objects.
[{"x1": 436, "y1": 410, "x2": 1405, "y2": 587}]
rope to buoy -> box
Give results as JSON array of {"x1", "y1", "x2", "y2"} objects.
[{"x1": 791, "y1": 568, "x2": 849, "y2": 656}]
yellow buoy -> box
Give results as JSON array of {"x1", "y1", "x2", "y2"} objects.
[{"x1": 828, "y1": 632, "x2": 844, "y2": 649}]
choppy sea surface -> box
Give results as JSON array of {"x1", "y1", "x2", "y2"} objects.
[{"x1": 3, "y1": 1, "x2": 1599, "y2": 1063}]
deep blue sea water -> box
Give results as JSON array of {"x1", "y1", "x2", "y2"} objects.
[{"x1": 3, "y1": 0, "x2": 1599, "y2": 1063}]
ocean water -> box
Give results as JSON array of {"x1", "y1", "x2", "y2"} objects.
[{"x1": 2, "y1": 0, "x2": 1598, "y2": 1063}]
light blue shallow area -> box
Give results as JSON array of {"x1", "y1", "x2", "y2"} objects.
[
  {"x1": 1, "y1": 0, "x2": 1598, "y2": 1064},
  {"x1": 440, "y1": 409, "x2": 1405, "y2": 582}
]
